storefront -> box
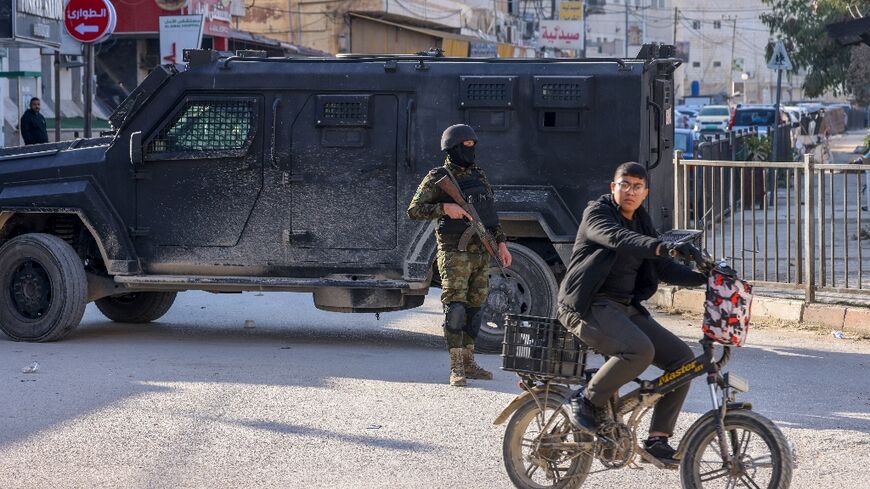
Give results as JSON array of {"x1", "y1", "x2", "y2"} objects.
[{"x1": 348, "y1": 13, "x2": 533, "y2": 58}]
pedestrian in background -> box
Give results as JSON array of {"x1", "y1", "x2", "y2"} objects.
[
  {"x1": 21, "y1": 97, "x2": 48, "y2": 145},
  {"x1": 407, "y1": 124, "x2": 512, "y2": 387}
]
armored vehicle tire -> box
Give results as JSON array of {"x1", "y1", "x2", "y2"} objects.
[
  {"x1": 476, "y1": 242, "x2": 558, "y2": 354},
  {"x1": 95, "y1": 292, "x2": 177, "y2": 323},
  {"x1": 0, "y1": 233, "x2": 88, "y2": 342}
]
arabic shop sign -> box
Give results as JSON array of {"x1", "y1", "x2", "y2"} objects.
[
  {"x1": 19, "y1": 0, "x2": 64, "y2": 19},
  {"x1": 0, "y1": 0, "x2": 63, "y2": 49},
  {"x1": 469, "y1": 42, "x2": 497, "y2": 58},
  {"x1": 538, "y1": 20, "x2": 582, "y2": 50},
  {"x1": 559, "y1": 1, "x2": 584, "y2": 21}
]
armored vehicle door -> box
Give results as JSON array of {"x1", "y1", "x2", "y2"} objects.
[
  {"x1": 286, "y1": 94, "x2": 398, "y2": 252},
  {"x1": 135, "y1": 95, "x2": 263, "y2": 247}
]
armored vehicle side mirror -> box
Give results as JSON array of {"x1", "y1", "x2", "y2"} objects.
[{"x1": 130, "y1": 131, "x2": 143, "y2": 166}]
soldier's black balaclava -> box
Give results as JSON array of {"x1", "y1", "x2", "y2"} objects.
[
  {"x1": 441, "y1": 124, "x2": 478, "y2": 168},
  {"x1": 447, "y1": 144, "x2": 476, "y2": 168}
]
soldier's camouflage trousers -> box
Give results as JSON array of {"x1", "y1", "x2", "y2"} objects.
[{"x1": 437, "y1": 250, "x2": 490, "y2": 349}]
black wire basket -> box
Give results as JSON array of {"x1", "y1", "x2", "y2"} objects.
[{"x1": 501, "y1": 314, "x2": 587, "y2": 382}]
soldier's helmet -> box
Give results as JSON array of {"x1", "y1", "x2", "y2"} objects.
[{"x1": 440, "y1": 124, "x2": 478, "y2": 151}]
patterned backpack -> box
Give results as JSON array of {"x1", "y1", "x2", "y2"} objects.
[{"x1": 702, "y1": 265, "x2": 753, "y2": 347}]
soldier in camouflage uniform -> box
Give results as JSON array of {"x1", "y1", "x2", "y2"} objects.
[{"x1": 407, "y1": 124, "x2": 512, "y2": 387}]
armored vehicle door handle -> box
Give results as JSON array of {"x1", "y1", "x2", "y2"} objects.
[
  {"x1": 647, "y1": 99, "x2": 663, "y2": 170},
  {"x1": 270, "y1": 99, "x2": 281, "y2": 169},
  {"x1": 405, "y1": 99, "x2": 415, "y2": 171}
]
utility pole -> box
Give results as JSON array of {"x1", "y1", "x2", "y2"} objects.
[
  {"x1": 84, "y1": 44, "x2": 94, "y2": 138},
  {"x1": 54, "y1": 51, "x2": 61, "y2": 142},
  {"x1": 673, "y1": 7, "x2": 678, "y2": 45},
  {"x1": 726, "y1": 16, "x2": 737, "y2": 100},
  {"x1": 624, "y1": 3, "x2": 629, "y2": 57},
  {"x1": 581, "y1": 2, "x2": 587, "y2": 59}
]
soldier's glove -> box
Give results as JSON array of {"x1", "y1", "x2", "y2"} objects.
[{"x1": 662, "y1": 241, "x2": 705, "y2": 267}]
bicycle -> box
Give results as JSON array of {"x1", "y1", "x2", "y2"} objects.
[{"x1": 494, "y1": 233, "x2": 794, "y2": 489}]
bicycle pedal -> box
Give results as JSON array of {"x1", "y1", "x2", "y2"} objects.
[{"x1": 637, "y1": 449, "x2": 679, "y2": 470}]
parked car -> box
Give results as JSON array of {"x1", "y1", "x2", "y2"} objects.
[
  {"x1": 781, "y1": 106, "x2": 802, "y2": 125},
  {"x1": 729, "y1": 105, "x2": 789, "y2": 136},
  {"x1": 674, "y1": 128, "x2": 697, "y2": 159},
  {"x1": 693, "y1": 105, "x2": 731, "y2": 136},
  {"x1": 675, "y1": 106, "x2": 699, "y2": 129}
]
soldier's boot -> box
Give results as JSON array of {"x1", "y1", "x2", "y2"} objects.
[
  {"x1": 462, "y1": 345, "x2": 493, "y2": 380},
  {"x1": 449, "y1": 348, "x2": 467, "y2": 387},
  {"x1": 443, "y1": 302, "x2": 468, "y2": 386}
]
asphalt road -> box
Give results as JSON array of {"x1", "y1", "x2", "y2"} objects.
[{"x1": 1, "y1": 291, "x2": 868, "y2": 488}]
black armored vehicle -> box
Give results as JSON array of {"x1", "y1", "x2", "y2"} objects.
[{"x1": 0, "y1": 45, "x2": 678, "y2": 351}]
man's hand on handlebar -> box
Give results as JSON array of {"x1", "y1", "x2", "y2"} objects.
[{"x1": 660, "y1": 241, "x2": 706, "y2": 267}]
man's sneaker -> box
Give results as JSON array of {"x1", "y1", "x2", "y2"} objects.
[
  {"x1": 565, "y1": 390, "x2": 602, "y2": 432},
  {"x1": 642, "y1": 436, "x2": 679, "y2": 466}
]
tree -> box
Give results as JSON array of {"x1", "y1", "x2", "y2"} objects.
[
  {"x1": 761, "y1": 0, "x2": 854, "y2": 98},
  {"x1": 847, "y1": 44, "x2": 870, "y2": 105}
]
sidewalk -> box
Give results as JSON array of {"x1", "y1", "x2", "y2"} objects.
[{"x1": 647, "y1": 285, "x2": 870, "y2": 337}]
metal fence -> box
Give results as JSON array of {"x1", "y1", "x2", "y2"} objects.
[
  {"x1": 696, "y1": 124, "x2": 793, "y2": 162},
  {"x1": 696, "y1": 129, "x2": 758, "y2": 161},
  {"x1": 674, "y1": 153, "x2": 870, "y2": 302}
]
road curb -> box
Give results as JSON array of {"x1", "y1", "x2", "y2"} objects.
[{"x1": 646, "y1": 286, "x2": 869, "y2": 337}]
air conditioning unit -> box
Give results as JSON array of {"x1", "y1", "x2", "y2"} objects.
[{"x1": 60, "y1": 55, "x2": 83, "y2": 68}]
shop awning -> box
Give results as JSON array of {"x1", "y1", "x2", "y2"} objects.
[{"x1": 227, "y1": 29, "x2": 330, "y2": 57}]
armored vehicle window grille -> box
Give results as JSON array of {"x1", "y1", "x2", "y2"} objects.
[
  {"x1": 540, "y1": 83, "x2": 582, "y2": 103},
  {"x1": 533, "y1": 76, "x2": 592, "y2": 109},
  {"x1": 323, "y1": 101, "x2": 365, "y2": 122},
  {"x1": 147, "y1": 100, "x2": 255, "y2": 154},
  {"x1": 466, "y1": 83, "x2": 506, "y2": 102},
  {"x1": 316, "y1": 95, "x2": 370, "y2": 126},
  {"x1": 459, "y1": 76, "x2": 515, "y2": 108}
]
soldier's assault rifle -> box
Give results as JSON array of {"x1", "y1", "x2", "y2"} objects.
[{"x1": 434, "y1": 175, "x2": 507, "y2": 276}]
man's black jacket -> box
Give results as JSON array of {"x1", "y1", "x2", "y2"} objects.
[
  {"x1": 558, "y1": 194, "x2": 705, "y2": 317},
  {"x1": 20, "y1": 109, "x2": 48, "y2": 145}
]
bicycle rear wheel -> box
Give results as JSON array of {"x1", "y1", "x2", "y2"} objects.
[
  {"x1": 503, "y1": 396, "x2": 594, "y2": 489},
  {"x1": 680, "y1": 410, "x2": 793, "y2": 489}
]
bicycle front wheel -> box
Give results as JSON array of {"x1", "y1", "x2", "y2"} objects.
[
  {"x1": 502, "y1": 396, "x2": 594, "y2": 489},
  {"x1": 680, "y1": 410, "x2": 793, "y2": 489}
]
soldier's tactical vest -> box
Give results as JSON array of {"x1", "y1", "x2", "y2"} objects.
[{"x1": 434, "y1": 167, "x2": 499, "y2": 248}]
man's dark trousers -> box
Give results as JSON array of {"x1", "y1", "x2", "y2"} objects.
[{"x1": 558, "y1": 299, "x2": 695, "y2": 436}]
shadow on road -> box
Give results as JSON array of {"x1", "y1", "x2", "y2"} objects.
[
  {"x1": 1, "y1": 293, "x2": 867, "y2": 455},
  {"x1": 223, "y1": 418, "x2": 437, "y2": 453}
]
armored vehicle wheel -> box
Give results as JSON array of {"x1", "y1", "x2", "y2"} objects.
[
  {"x1": 476, "y1": 242, "x2": 558, "y2": 354},
  {"x1": 0, "y1": 233, "x2": 88, "y2": 342},
  {"x1": 95, "y1": 292, "x2": 177, "y2": 323}
]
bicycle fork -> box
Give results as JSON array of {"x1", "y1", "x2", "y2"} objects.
[{"x1": 707, "y1": 372, "x2": 735, "y2": 467}]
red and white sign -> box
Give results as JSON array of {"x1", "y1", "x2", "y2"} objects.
[
  {"x1": 64, "y1": 0, "x2": 116, "y2": 43},
  {"x1": 538, "y1": 20, "x2": 583, "y2": 50}
]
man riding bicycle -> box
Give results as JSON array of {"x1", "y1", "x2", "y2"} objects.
[{"x1": 557, "y1": 162, "x2": 706, "y2": 465}]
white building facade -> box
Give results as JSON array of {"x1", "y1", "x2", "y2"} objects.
[{"x1": 671, "y1": 0, "x2": 804, "y2": 104}]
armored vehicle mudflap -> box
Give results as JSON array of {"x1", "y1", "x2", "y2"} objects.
[{"x1": 113, "y1": 274, "x2": 429, "y2": 313}]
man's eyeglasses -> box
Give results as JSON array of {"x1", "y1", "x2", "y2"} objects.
[{"x1": 614, "y1": 181, "x2": 646, "y2": 193}]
